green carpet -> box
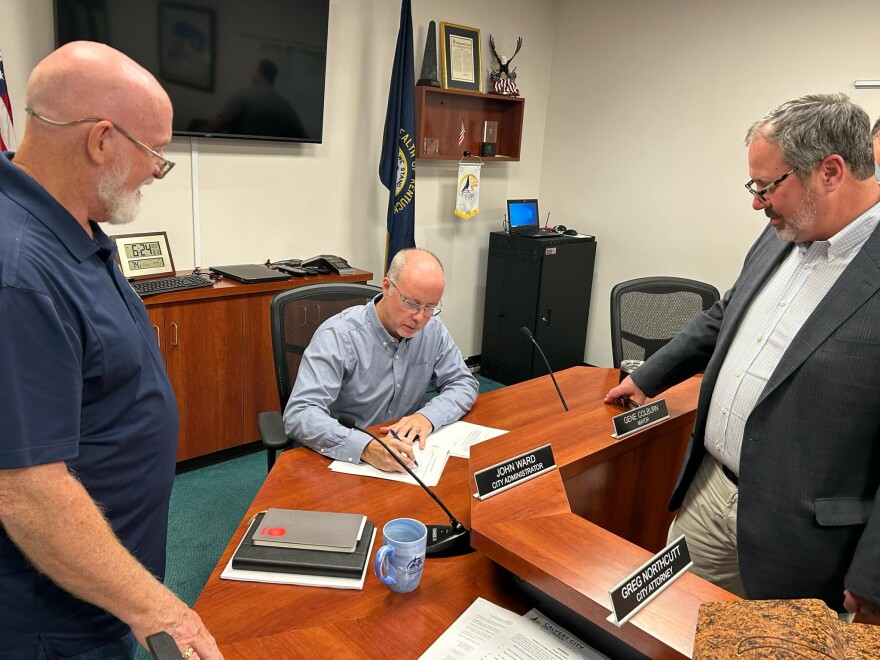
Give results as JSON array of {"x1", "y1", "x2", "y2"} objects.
[{"x1": 139, "y1": 373, "x2": 503, "y2": 656}]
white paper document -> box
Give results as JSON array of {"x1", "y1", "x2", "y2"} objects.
[
  {"x1": 329, "y1": 444, "x2": 449, "y2": 487},
  {"x1": 219, "y1": 528, "x2": 375, "y2": 590},
  {"x1": 427, "y1": 421, "x2": 508, "y2": 458},
  {"x1": 419, "y1": 597, "x2": 608, "y2": 660}
]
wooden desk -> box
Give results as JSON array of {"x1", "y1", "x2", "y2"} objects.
[
  {"x1": 194, "y1": 367, "x2": 734, "y2": 657},
  {"x1": 143, "y1": 269, "x2": 373, "y2": 461}
]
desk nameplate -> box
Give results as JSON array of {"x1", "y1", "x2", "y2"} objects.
[
  {"x1": 611, "y1": 399, "x2": 669, "y2": 440},
  {"x1": 472, "y1": 444, "x2": 556, "y2": 500},
  {"x1": 607, "y1": 534, "x2": 692, "y2": 627}
]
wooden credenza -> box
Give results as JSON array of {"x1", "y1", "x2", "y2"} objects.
[{"x1": 142, "y1": 268, "x2": 373, "y2": 462}]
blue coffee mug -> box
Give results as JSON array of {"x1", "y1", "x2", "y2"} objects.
[{"x1": 373, "y1": 518, "x2": 427, "y2": 593}]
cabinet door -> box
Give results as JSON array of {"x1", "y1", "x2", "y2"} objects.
[
  {"x1": 533, "y1": 241, "x2": 596, "y2": 375},
  {"x1": 164, "y1": 298, "x2": 245, "y2": 461}
]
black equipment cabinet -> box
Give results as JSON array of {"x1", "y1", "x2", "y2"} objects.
[{"x1": 481, "y1": 231, "x2": 596, "y2": 385}]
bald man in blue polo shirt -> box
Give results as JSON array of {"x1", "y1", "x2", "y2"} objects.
[{"x1": 0, "y1": 43, "x2": 221, "y2": 658}]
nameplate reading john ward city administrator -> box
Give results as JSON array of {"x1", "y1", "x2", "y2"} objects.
[
  {"x1": 473, "y1": 444, "x2": 556, "y2": 500},
  {"x1": 607, "y1": 535, "x2": 692, "y2": 626},
  {"x1": 611, "y1": 398, "x2": 669, "y2": 440}
]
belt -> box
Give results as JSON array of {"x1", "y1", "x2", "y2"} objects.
[{"x1": 721, "y1": 464, "x2": 739, "y2": 486}]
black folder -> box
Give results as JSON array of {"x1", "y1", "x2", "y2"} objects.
[{"x1": 231, "y1": 512, "x2": 374, "y2": 578}]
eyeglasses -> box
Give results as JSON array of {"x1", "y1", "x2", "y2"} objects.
[
  {"x1": 388, "y1": 279, "x2": 443, "y2": 316},
  {"x1": 25, "y1": 107, "x2": 175, "y2": 179},
  {"x1": 745, "y1": 167, "x2": 796, "y2": 205}
]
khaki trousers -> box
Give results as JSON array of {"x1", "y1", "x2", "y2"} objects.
[{"x1": 668, "y1": 454, "x2": 746, "y2": 597}]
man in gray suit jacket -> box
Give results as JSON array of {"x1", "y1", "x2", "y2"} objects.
[{"x1": 606, "y1": 93, "x2": 880, "y2": 618}]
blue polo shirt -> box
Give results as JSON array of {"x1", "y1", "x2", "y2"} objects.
[{"x1": 0, "y1": 153, "x2": 178, "y2": 654}]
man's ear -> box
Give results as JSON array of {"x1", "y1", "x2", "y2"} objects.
[
  {"x1": 818, "y1": 154, "x2": 846, "y2": 189},
  {"x1": 85, "y1": 121, "x2": 116, "y2": 167}
]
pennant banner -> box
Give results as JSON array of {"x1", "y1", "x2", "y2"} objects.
[
  {"x1": 455, "y1": 163, "x2": 482, "y2": 220},
  {"x1": 0, "y1": 50, "x2": 17, "y2": 151},
  {"x1": 378, "y1": 0, "x2": 416, "y2": 272}
]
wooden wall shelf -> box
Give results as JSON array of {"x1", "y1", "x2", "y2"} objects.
[{"x1": 415, "y1": 86, "x2": 525, "y2": 161}]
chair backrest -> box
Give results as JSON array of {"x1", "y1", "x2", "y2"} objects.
[
  {"x1": 610, "y1": 276, "x2": 720, "y2": 368},
  {"x1": 269, "y1": 282, "x2": 381, "y2": 407}
]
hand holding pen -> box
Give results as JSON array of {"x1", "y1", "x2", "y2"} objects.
[{"x1": 388, "y1": 429, "x2": 419, "y2": 468}]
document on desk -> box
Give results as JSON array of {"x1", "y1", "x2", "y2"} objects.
[
  {"x1": 328, "y1": 444, "x2": 449, "y2": 487},
  {"x1": 419, "y1": 597, "x2": 608, "y2": 659},
  {"x1": 427, "y1": 421, "x2": 508, "y2": 458}
]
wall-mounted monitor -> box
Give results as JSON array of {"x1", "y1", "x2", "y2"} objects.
[{"x1": 55, "y1": 0, "x2": 330, "y2": 144}]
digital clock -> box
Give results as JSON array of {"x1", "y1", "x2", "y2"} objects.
[{"x1": 112, "y1": 231, "x2": 176, "y2": 280}]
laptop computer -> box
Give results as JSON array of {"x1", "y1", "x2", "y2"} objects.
[
  {"x1": 209, "y1": 264, "x2": 292, "y2": 284},
  {"x1": 507, "y1": 199, "x2": 558, "y2": 237},
  {"x1": 112, "y1": 231, "x2": 214, "y2": 297}
]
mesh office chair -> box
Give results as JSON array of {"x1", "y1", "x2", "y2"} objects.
[
  {"x1": 259, "y1": 282, "x2": 381, "y2": 471},
  {"x1": 610, "y1": 276, "x2": 720, "y2": 368}
]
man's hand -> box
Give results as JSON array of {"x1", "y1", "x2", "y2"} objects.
[
  {"x1": 603, "y1": 375, "x2": 647, "y2": 408},
  {"x1": 380, "y1": 413, "x2": 434, "y2": 450},
  {"x1": 132, "y1": 601, "x2": 222, "y2": 659},
  {"x1": 360, "y1": 436, "x2": 416, "y2": 473},
  {"x1": 844, "y1": 588, "x2": 880, "y2": 619}
]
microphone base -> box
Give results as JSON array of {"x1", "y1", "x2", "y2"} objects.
[{"x1": 426, "y1": 525, "x2": 473, "y2": 558}]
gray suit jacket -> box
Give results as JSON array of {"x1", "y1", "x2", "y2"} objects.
[{"x1": 633, "y1": 223, "x2": 880, "y2": 609}]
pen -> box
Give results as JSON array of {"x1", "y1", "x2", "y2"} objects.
[{"x1": 389, "y1": 429, "x2": 419, "y2": 467}]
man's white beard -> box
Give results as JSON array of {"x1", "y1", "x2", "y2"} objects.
[
  {"x1": 97, "y1": 161, "x2": 149, "y2": 225},
  {"x1": 774, "y1": 182, "x2": 818, "y2": 242}
]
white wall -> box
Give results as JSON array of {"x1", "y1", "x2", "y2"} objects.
[
  {"x1": 5, "y1": 0, "x2": 880, "y2": 367},
  {"x1": 0, "y1": 0, "x2": 556, "y2": 358},
  {"x1": 542, "y1": 0, "x2": 880, "y2": 367}
]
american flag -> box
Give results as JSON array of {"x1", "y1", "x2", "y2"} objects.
[
  {"x1": 0, "y1": 50, "x2": 16, "y2": 151},
  {"x1": 458, "y1": 117, "x2": 465, "y2": 147}
]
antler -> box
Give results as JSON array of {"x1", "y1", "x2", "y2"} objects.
[
  {"x1": 489, "y1": 34, "x2": 501, "y2": 66},
  {"x1": 508, "y1": 37, "x2": 523, "y2": 64}
]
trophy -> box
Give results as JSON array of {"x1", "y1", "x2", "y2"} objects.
[
  {"x1": 417, "y1": 21, "x2": 441, "y2": 87},
  {"x1": 488, "y1": 35, "x2": 522, "y2": 96}
]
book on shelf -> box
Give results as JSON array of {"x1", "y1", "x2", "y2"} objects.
[
  {"x1": 232, "y1": 512, "x2": 374, "y2": 579},
  {"x1": 693, "y1": 598, "x2": 880, "y2": 659},
  {"x1": 251, "y1": 507, "x2": 366, "y2": 553}
]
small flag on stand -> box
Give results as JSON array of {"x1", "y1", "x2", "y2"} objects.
[
  {"x1": 0, "y1": 50, "x2": 17, "y2": 151},
  {"x1": 458, "y1": 117, "x2": 465, "y2": 148}
]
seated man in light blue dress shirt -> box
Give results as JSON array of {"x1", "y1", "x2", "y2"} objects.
[{"x1": 283, "y1": 248, "x2": 479, "y2": 472}]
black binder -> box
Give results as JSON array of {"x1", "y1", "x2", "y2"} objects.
[{"x1": 231, "y1": 512, "x2": 374, "y2": 578}]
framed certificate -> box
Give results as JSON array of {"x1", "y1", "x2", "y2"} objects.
[
  {"x1": 440, "y1": 23, "x2": 482, "y2": 92},
  {"x1": 112, "y1": 231, "x2": 176, "y2": 280}
]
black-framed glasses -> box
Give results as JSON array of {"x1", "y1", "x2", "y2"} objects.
[
  {"x1": 388, "y1": 279, "x2": 443, "y2": 316},
  {"x1": 25, "y1": 107, "x2": 175, "y2": 178},
  {"x1": 745, "y1": 167, "x2": 796, "y2": 205}
]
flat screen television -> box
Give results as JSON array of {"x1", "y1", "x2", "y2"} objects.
[{"x1": 55, "y1": 0, "x2": 330, "y2": 143}]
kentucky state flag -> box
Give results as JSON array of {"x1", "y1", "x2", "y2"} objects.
[{"x1": 378, "y1": 0, "x2": 416, "y2": 272}]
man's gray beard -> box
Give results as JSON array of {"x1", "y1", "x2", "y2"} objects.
[
  {"x1": 774, "y1": 183, "x2": 818, "y2": 242},
  {"x1": 97, "y1": 161, "x2": 145, "y2": 225}
]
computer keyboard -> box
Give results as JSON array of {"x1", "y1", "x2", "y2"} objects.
[{"x1": 130, "y1": 274, "x2": 214, "y2": 297}]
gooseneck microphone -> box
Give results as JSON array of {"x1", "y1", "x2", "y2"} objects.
[
  {"x1": 520, "y1": 326, "x2": 569, "y2": 411},
  {"x1": 337, "y1": 414, "x2": 472, "y2": 557}
]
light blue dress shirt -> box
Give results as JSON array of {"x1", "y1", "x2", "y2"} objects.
[{"x1": 282, "y1": 295, "x2": 479, "y2": 463}]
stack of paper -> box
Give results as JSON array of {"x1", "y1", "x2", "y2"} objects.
[
  {"x1": 329, "y1": 444, "x2": 449, "y2": 487},
  {"x1": 420, "y1": 597, "x2": 609, "y2": 659}
]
